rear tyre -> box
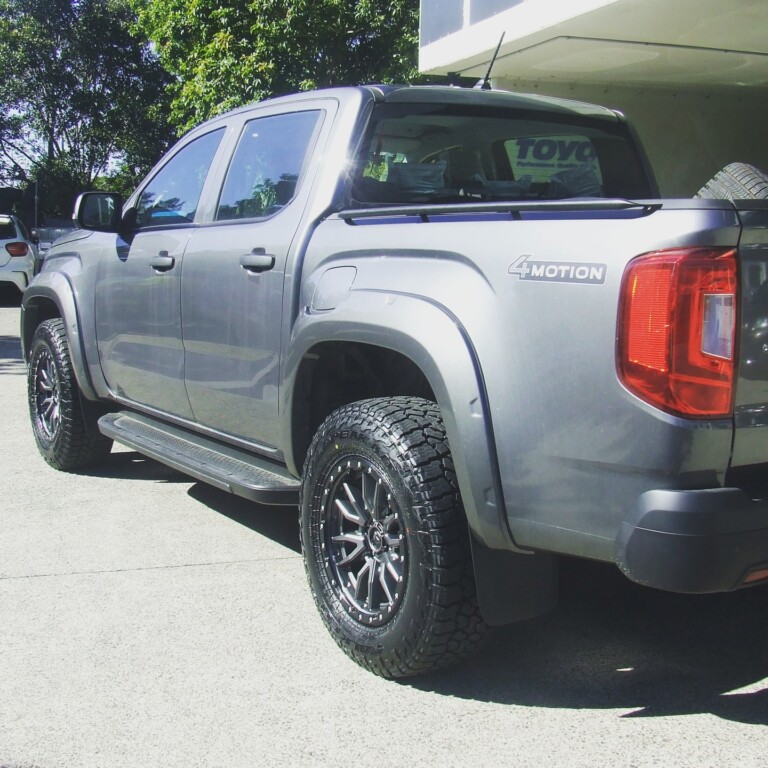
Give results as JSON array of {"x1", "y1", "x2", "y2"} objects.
[
  {"x1": 301, "y1": 396, "x2": 487, "y2": 678},
  {"x1": 695, "y1": 162, "x2": 768, "y2": 200},
  {"x1": 28, "y1": 318, "x2": 112, "y2": 471}
]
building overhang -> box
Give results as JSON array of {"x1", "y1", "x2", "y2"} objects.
[{"x1": 419, "y1": 0, "x2": 768, "y2": 90}]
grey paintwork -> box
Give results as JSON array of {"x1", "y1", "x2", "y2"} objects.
[
  {"x1": 20, "y1": 85, "x2": 768, "y2": 572},
  {"x1": 95, "y1": 226, "x2": 195, "y2": 418},
  {"x1": 294, "y1": 202, "x2": 742, "y2": 559}
]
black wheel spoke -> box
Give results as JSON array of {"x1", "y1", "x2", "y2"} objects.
[
  {"x1": 361, "y1": 471, "x2": 379, "y2": 520},
  {"x1": 335, "y1": 481, "x2": 367, "y2": 525},
  {"x1": 383, "y1": 551, "x2": 402, "y2": 583},
  {"x1": 365, "y1": 555, "x2": 377, "y2": 610},
  {"x1": 353, "y1": 556, "x2": 373, "y2": 602},
  {"x1": 377, "y1": 558, "x2": 395, "y2": 604},
  {"x1": 331, "y1": 531, "x2": 365, "y2": 567}
]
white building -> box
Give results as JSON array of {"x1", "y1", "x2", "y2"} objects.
[{"x1": 419, "y1": 0, "x2": 768, "y2": 195}]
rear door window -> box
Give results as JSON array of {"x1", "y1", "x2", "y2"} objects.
[{"x1": 216, "y1": 110, "x2": 321, "y2": 221}]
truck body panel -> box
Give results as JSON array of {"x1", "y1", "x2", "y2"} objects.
[{"x1": 302, "y1": 201, "x2": 745, "y2": 559}]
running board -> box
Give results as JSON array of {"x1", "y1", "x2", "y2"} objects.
[{"x1": 98, "y1": 411, "x2": 300, "y2": 505}]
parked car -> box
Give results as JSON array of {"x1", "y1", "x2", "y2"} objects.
[
  {"x1": 0, "y1": 214, "x2": 36, "y2": 293},
  {"x1": 30, "y1": 223, "x2": 76, "y2": 274},
  {"x1": 21, "y1": 84, "x2": 768, "y2": 678}
]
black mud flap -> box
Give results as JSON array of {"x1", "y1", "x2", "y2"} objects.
[{"x1": 470, "y1": 535, "x2": 559, "y2": 626}]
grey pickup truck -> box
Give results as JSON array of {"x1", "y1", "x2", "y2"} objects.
[{"x1": 21, "y1": 85, "x2": 768, "y2": 678}]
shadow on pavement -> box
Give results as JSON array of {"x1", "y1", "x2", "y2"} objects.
[
  {"x1": 409, "y1": 557, "x2": 768, "y2": 724},
  {"x1": 0, "y1": 334, "x2": 22, "y2": 359},
  {"x1": 0, "y1": 333, "x2": 24, "y2": 374},
  {"x1": 0, "y1": 286, "x2": 22, "y2": 307},
  {"x1": 70, "y1": 449, "x2": 302, "y2": 552},
  {"x1": 188, "y1": 482, "x2": 301, "y2": 554},
  {"x1": 84, "y1": 450, "x2": 193, "y2": 483}
]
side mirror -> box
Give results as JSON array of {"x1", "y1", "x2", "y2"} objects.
[{"x1": 73, "y1": 192, "x2": 124, "y2": 232}]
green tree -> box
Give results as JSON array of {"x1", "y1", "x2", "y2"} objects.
[
  {"x1": 0, "y1": 0, "x2": 175, "y2": 218},
  {"x1": 133, "y1": 0, "x2": 420, "y2": 132}
]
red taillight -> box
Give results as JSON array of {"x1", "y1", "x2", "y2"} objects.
[
  {"x1": 5, "y1": 242, "x2": 29, "y2": 257},
  {"x1": 617, "y1": 247, "x2": 737, "y2": 418}
]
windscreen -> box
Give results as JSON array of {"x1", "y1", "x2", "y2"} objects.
[{"x1": 351, "y1": 102, "x2": 652, "y2": 206}]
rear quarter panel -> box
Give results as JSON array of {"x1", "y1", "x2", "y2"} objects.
[{"x1": 301, "y1": 201, "x2": 741, "y2": 560}]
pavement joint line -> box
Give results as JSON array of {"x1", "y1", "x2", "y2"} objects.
[{"x1": 0, "y1": 555, "x2": 301, "y2": 582}]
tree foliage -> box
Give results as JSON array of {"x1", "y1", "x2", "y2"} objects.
[
  {"x1": 133, "y1": 0, "x2": 420, "y2": 132},
  {"x1": 0, "y1": 0, "x2": 174, "y2": 218}
]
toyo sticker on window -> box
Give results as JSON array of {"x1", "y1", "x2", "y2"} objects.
[{"x1": 505, "y1": 135, "x2": 603, "y2": 190}]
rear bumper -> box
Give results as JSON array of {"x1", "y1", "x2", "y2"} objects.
[{"x1": 616, "y1": 488, "x2": 768, "y2": 593}]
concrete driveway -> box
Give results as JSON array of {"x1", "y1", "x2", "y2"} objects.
[{"x1": 1, "y1": 288, "x2": 767, "y2": 768}]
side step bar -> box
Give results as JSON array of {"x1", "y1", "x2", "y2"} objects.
[{"x1": 98, "y1": 411, "x2": 300, "y2": 505}]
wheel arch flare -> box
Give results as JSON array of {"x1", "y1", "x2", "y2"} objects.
[{"x1": 283, "y1": 288, "x2": 520, "y2": 553}]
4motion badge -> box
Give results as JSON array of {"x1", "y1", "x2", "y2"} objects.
[{"x1": 508, "y1": 255, "x2": 607, "y2": 285}]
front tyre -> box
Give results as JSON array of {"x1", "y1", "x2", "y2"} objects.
[
  {"x1": 301, "y1": 397, "x2": 486, "y2": 678},
  {"x1": 28, "y1": 318, "x2": 112, "y2": 471}
]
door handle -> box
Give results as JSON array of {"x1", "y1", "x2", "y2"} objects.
[
  {"x1": 150, "y1": 251, "x2": 175, "y2": 272},
  {"x1": 240, "y1": 248, "x2": 275, "y2": 274}
]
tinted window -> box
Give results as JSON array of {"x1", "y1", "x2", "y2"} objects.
[
  {"x1": 136, "y1": 128, "x2": 224, "y2": 229},
  {"x1": 216, "y1": 110, "x2": 320, "y2": 221},
  {"x1": 0, "y1": 220, "x2": 17, "y2": 239},
  {"x1": 352, "y1": 103, "x2": 652, "y2": 205}
]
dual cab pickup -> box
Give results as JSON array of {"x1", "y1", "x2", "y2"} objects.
[{"x1": 22, "y1": 85, "x2": 768, "y2": 677}]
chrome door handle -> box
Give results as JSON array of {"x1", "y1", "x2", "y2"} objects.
[{"x1": 240, "y1": 249, "x2": 275, "y2": 274}]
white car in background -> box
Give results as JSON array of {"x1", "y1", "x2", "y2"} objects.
[{"x1": 0, "y1": 214, "x2": 37, "y2": 294}]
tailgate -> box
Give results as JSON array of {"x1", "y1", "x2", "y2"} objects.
[{"x1": 731, "y1": 200, "x2": 768, "y2": 470}]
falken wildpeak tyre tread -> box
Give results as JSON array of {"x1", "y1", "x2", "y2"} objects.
[
  {"x1": 28, "y1": 318, "x2": 112, "y2": 471},
  {"x1": 300, "y1": 397, "x2": 487, "y2": 678},
  {"x1": 696, "y1": 162, "x2": 768, "y2": 200}
]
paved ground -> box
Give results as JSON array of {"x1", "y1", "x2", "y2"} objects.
[{"x1": 0, "y1": 286, "x2": 767, "y2": 768}]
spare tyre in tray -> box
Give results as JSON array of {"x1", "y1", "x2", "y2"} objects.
[{"x1": 696, "y1": 162, "x2": 768, "y2": 200}]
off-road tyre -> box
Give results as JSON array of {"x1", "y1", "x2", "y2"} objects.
[
  {"x1": 300, "y1": 396, "x2": 487, "y2": 678},
  {"x1": 695, "y1": 162, "x2": 768, "y2": 200},
  {"x1": 28, "y1": 318, "x2": 112, "y2": 471}
]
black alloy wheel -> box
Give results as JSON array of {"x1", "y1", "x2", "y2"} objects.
[
  {"x1": 28, "y1": 318, "x2": 112, "y2": 471},
  {"x1": 301, "y1": 396, "x2": 486, "y2": 678},
  {"x1": 322, "y1": 455, "x2": 407, "y2": 627},
  {"x1": 31, "y1": 342, "x2": 61, "y2": 442}
]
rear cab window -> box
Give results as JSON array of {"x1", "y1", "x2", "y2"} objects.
[{"x1": 351, "y1": 102, "x2": 652, "y2": 206}]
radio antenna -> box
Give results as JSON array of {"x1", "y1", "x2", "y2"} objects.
[{"x1": 475, "y1": 32, "x2": 505, "y2": 90}]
